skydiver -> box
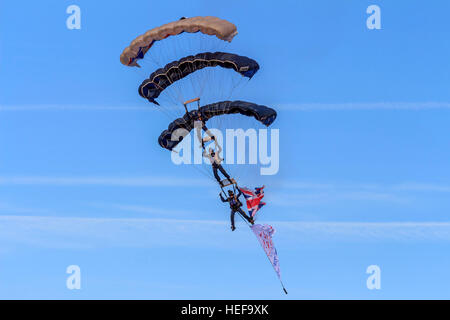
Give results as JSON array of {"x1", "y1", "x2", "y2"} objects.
[
  {"x1": 190, "y1": 110, "x2": 215, "y2": 149},
  {"x1": 203, "y1": 145, "x2": 231, "y2": 187},
  {"x1": 220, "y1": 189, "x2": 254, "y2": 231}
]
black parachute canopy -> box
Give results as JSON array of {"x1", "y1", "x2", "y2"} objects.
[
  {"x1": 158, "y1": 100, "x2": 277, "y2": 151},
  {"x1": 139, "y1": 52, "x2": 260, "y2": 105}
]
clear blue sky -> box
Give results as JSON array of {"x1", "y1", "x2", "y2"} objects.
[{"x1": 1, "y1": 0, "x2": 450, "y2": 299}]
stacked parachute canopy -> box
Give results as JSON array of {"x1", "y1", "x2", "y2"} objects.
[
  {"x1": 120, "y1": 16, "x2": 238, "y2": 67},
  {"x1": 158, "y1": 100, "x2": 277, "y2": 151},
  {"x1": 139, "y1": 52, "x2": 260, "y2": 105}
]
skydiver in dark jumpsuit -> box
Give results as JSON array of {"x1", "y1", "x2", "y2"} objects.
[{"x1": 220, "y1": 189, "x2": 254, "y2": 231}]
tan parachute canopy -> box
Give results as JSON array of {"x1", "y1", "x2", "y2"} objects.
[{"x1": 120, "y1": 16, "x2": 238, "y2": 67}]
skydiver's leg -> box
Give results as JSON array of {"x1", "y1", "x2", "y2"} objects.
[
  {"x1": 237, "y1": 207, "x2": 254, "y2": 224},
  {"x1": 202, "y1": 125, "x2": 215, "y2": 140},
  {"x1": 212, "y1": 165, "x2": 222, "y2": 184},
  {"x1": 217, "y1": 164, "x2": 231, "y2": 180},
  {"x1": 230, "y1": 210, "x2": 236, "y2": 229},
  {"x1": 201, "y1": 125, "x2": 215, "y2": 148}
]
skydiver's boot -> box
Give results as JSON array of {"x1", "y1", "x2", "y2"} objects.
[
  {"x1": 231, "y1": 225, "x2": 236, "y2": 231},
  {"x1": 249, "y1": 217, "x2": 255, "y2": 225}
]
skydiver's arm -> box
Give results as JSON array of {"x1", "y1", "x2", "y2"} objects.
[
  {"x1": 216, "y1": 143, "x2": 222, "y2": 155},
  {"x1": 216, "y1": 143, "x2": 223, "y2": 162},
  {"x1": 219, "y1": 194, "x2": 228, "y2": 202}
]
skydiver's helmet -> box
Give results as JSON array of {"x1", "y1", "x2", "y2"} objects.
[
  {"x1": 228, "y1": 190, "x2": 234, "y2": 196},
  {"x1": 209, "y1": 148, "x2": 215, "y2": 156}
]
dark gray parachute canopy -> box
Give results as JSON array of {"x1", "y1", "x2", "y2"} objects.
[
  {"x1": 158, "y1": 100, "x2": 277, "y2": 151},
  {"x1": 139, "y1": 52, "x2": 260, "y2": 105}
]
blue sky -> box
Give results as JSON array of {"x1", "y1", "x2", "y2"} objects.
[{"x1": 1, "y1": 0, "x2": 450, "y2": 299}]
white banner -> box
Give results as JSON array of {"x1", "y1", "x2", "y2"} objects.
[{"x1": 251, "y1": 224, "x2": 281, "y2": 279}]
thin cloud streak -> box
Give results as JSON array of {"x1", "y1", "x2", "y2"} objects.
[
  {"x1": 1, "y1": 215, "x2": 450, "y2": 251},
  {"x1": 269, "y1": 181, "x2": 450, "y2": 206},
  {"x1": 0, "y1": 105, "x2": 151, "y2": 111},
  {"x1": 279, "y1": 181, "x2": 450, "y2": 193},
  {"x1": 270, "y1": 191, "x2": 407, "y2": 206},
  {"x1": 0, "y1": 215, "x2": 231, "y2": 250},
  {"x1": 279, "y1": 221, "x2": 450, "y2": 242},
  {"x1": 2, "y1": 176, "x2": 450, "y2": 193},
  {"x1": 279, "y1": 102, "x2": 450, "y2": 111},
  {"x1": 0, "y1": 176, "x2": 209, "y2": 188},
  {"x1": 0, "y1": 104, "x2": 178, "y2": 111},
  {"x1": 392, "y1": 183, "x2": 450, "y2": 193},
  {"x1": 2, "y1": 176, "x2": 449, "y2": 210},
  {"x1": 92, "y1": 203, "x2": 194, "y2": 217}
]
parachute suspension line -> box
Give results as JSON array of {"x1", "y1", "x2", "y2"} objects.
[
  {"x1": 134, "y1": 60, "x2": 150, "y2": 79},
  {"x1": 236, "y1": 206, "x2": 251, "y2": 227},
  {"x1": 152, "y1": 82, "x2": 179, "y2": 119},
  {"x1": 227, "y1": 76, "x2": 246, "y2": 101},
  {"x1": 197, "y1": 67, "x2": 212, "y2": 100},
  {"x1": 153, "y1": 102, "x2": 179, "y2": 124},
  {"x1": 165, "y1": 37, "x2": 199, "y2": 106},
  {"x1": 159, "y1": 91, "x2": 180, "y2": 115},
  {"x1": 178, "y1": 36, "x2": 194, "y2": 104},
  {"x1": 176, "y1": 34, "x2": 198, "y2": 104},
  {"x1": 160, "y1": 49, "x2": 180, "y2": 105},
  {"x1": 184, "y1": 40, "x2": 214, "y2": 101},
  {"x1": 207, "y1": 67, "x2": 232, "y2": 132},
  {"x1": 172, "y1": 66, "x2": 185, "y2": 105},
  {"x1": 199, "y1": 70, "x2": 208, "y2": 101},
  {"x1": 192, "y1": 161, "x2": 216, "y2": 182},
  {"x1": 146, "y1": 50, "x2": 162, "y2": 71},
  {"x1": 148, "y1": 52, "x2": 160, "y2": 67},
  {"x1": 187, "y1": 54, "x2": 201, "y2": 103},
  {"x1": 220, "y1": 75, "x2": 254, "y2": 186},
  {"x1": 154, "y1": 39, "x2": 182, "y2": 106}
]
